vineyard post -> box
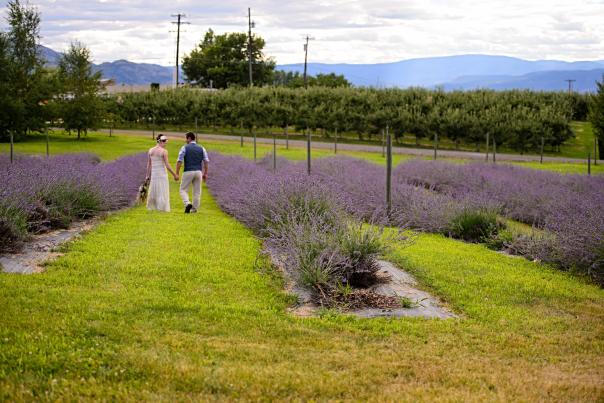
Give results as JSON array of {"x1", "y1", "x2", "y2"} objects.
[
  {"x1": 433, "y1": 132, "x2": 438, "y2": 160},
  {"x1": 492, "y1": 138, "x2": 497, "y2": 163},
  {"x1": 307, "y1": 127, "x2": 311, "y2": 175},
  {"x1": 595, "y1": 138, "x2": 598, "y2": 165},
  {"x1": 381, "y1": 128, "x2": 385, "y2": 158},
  {"x1": 9, "y1": 131, "x2": 14, "y2": 163},
  {"x1": 386, "y1": 125, "x2": 392, "y2": 217},
  {"x1": 485, "y1": 132, "x2": 489, "y2": 161},
  {"x1": 540, "y1": 136, "x2": 544, "y2": 164},
  {"x1": 152, "y1": 116, "x2": 155, "y2": 140},
  {"x1": 334, "y1": 127, "x2": 338, "y2": 154},
  {"x1": 253, "y1": 130, "x2": 257, "y2": 162},
  {"x1": 45, "y1": 125, "x2": 49, "y2": 158},
  {"x1": 588, "y1": 152, "x2": 591, "y2": 175},
  {"x1": 285, "y1": 123, "x2": 289, "y2": 150},
  {"x1": 273, "y1": 133, "x2": 277, "y2": 171}
]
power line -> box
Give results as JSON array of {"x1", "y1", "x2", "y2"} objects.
[
  {"x1": 171, "y1": 13, "x2": 190, "y2": 87},
  {"x1": 248, "y1": 8, "x2": 255, "y2": 87},
  {"x1": 565, "y1": 79, "x2": 576, "y2": 94},
  {"x1": 303, "y1": 35, "x2": 315, "y2": 88}
]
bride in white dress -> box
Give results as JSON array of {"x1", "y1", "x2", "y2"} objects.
[{"x1": 145, "y1": 135, "x2": 178, "y2": 212}]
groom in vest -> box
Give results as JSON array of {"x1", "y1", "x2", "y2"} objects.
[{"x1": 175, "y1": 132, "x2": 210, "y2": 213}]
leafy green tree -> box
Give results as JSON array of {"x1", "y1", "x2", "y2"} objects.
[
  {"x1": 273, "y1": 70, "x2": 351, "y2": 88},
  {"x1": 0, "y1": 0, "x2": 50, "y2": 140},
  {"x1": 0, "y1": 33, "x2": 14, "y2": 140},
  {"x1": 183, "y1": 29, "x2": 275, "y2": 88},
  {"x1": 589, "y1": 75, "x2": 604, "y2": 159},
  {"x1": 313, "y1": 73, "x2": 351, "y2": 88},
  {"x1": 58, "y1": 42, "x2": 104, "y2": 139}
]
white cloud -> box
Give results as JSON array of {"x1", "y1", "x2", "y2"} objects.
[{"x1": 0, "y1": 0, "x2": 602, "y2": 65}]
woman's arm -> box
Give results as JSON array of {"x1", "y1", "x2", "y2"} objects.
[
  {"x1": 145, "y1": 152, "x2": 151, "y2": 181},
  {"x1": 162, "y1": 151, "x2": 178, "y2": 179}
]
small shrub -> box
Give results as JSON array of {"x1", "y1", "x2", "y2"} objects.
[
  {"x1": 399, "y1": 297, "x2": 415, "y2": 308},
  {"x1": 484, "y1": 228, "x2": 515, "y2": 250},
  {"x1": 0, "y1": 203, "x2": 29, "y2": 252},
  {"x1": 339, "y1": 224, "x2": 385, "y2": 287},
  {"x1": 448, "y1": 209, "x2": 501, "y2": 243}
]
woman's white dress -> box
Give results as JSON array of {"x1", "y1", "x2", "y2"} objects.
[{"x1": 147, "y1": 153, "x2": 170, "y2": 212}]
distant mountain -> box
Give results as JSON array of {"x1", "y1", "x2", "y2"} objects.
[
  {"x1": 38, "y1": 45, "x2": 604, "y2": 91},
  {"x1": 92, "y1": 60, "x2": 174, "y2": 85},
  {"x1": 39, "y1": 45, "x2": 62, "y2": 67},
  {"x1": 441, "y1": 69, "x2": 604, "y2": 92},
  {"x1": 278, "y1": 54, "x2": 604, "y2": 90},
  {"x1": 39, "y1": 45, "x2": 174, "y2": 85}
]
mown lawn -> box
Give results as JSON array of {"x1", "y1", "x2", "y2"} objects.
[
  {"x1": 2, "y1": 129, "x2": 602, "y2": 174},
  {"x1": 118, "y1": 120, "x2": 600, "y2": 161},
  {"x1": 1, "y1": 178, "x2": 603, "y2": 400},
  {"x1": 1, "y1": 130, "x2": 603, "y2": 400}
]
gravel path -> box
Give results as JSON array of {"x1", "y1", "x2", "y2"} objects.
[{"x1": 99, "y1": 128, "x2": 600, "y2": 164}]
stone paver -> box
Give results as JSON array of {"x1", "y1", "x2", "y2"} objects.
[{"x1": 0, "y1": 220, "x2": 97, "y2": 274}]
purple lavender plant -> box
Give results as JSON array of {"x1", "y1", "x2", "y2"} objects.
[
  {"x1": 0, "y1": 153, "x2": 146, "y2": 252},
  {"x1": 208, "y1": 152, "x2": 604, "y2": 284}
]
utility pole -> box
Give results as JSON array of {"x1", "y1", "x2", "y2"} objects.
[
  {"x1": 248, "y1": 8, "x2": 255, "y2": 87},
  {"x1": 565, "y1": 79, "x2": 576, "y2": 94},
  {"x1": 303, "y1": 35, "x2": 314, "y2": 88},
  {"x1": 386, "y1": 125, "x2": 392, "y2": 218},
  {"x1": 171, "y1": 13, "x2": 189, "y2": 88}
]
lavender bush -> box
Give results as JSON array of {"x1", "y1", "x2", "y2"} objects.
[
  {"x1": 0, "y1": 153, "x2": 146, "y2": 252},
  {"x1": 393, "y1": 160, "x2": 604, "y2": 281},
  {"x1": 211, "y1": 153, "x2": 604, "y2": 284},
  {"x1": 207, "y1": 153, "x2": 391, "y2": 305}
]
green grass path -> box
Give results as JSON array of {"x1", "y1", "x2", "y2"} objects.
[
  {"x1": 2, "y1": 130, "x2": 603, "y2": 174},
  {"x1": 1, "y1": 178, "x2": 603, "y2": 400}
]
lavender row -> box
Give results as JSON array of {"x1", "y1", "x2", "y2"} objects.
[
  {"x1": 217, "y1": 153, "x2": 603, "y2": 283},
  {"x1": 0, "y1": 153, "x2": 147, "y2": 252},
  {"x1": 206, "y1": 153, "x2": 389, "y2": 303}
]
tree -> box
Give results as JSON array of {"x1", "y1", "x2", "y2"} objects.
[
  {"x1": 273, "y1": 70, "x2": 351, "y2": 88},
  {"x1": 0, "y1": 34, "x2": 14, "y2": 140},
  {"x1": 589, "y1": 75, "x2": 604, "y2": 159},
  {"x1": 182, "y1": 29, "x2": 276, "y2": 88},
  {"x1": 314, "y1": 73, "x2": 351, "y2": 88},
  {"x1": 0, "y1": 0, "x2": 49, "y2": 141},
  {"x1": 58, "y1": 42, "x2": 104, "y2": 139}
]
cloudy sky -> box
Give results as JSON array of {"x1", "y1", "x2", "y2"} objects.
[{"x1": 1, "y1": 0, "x2": 603, "y2": 66}]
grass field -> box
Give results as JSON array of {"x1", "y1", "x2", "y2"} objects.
[
  {"x1": 119, "y1": 120, "x2": 600, "y2": 161},
  {"x1": 1, "y1": 180, "x2": 602, "y2": 400},
  {"x1": 2, "y1": 129, "x2": 602, "y2": 174},
  {"x1": 1, "y1": 129, "x2": 603, "y2": 400}
]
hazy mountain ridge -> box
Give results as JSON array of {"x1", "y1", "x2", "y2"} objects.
[
  {"x1": 39, "y1": 45, "x2": 175, "y2": 85},
  {"x1": 279, "y1": 55, "x2": 604, "y2": 90},
  {"x1": 39, "y1": 45, "x2": 603, "y2": 91},
  {"x1": 442, "y1": 69, "x2": 604, "y2": 92}
]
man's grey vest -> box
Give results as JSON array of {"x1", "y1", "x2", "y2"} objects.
[{"x1": 184, "y1": 143, "x2": 206, "y2": 172}]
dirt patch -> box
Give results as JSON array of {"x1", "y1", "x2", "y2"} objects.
[
  {"x1": 0, "y1": 218, "x2": 101, "y2": 274},
  {"x1": 279, "y1": 258, "x2": 458, "y2": 319}
]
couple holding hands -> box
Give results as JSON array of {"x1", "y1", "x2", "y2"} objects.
[{"x1": 146, "y1": 132, "x2": 209, "y2": 213}]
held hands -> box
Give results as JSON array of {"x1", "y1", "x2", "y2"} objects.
[{"x1": 173, "y1": 174, "x2": 179, "y2": 181}]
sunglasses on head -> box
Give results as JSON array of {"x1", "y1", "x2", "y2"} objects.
[{"x1": 160, "y1": 138, "x2": 167, "y2": 142}]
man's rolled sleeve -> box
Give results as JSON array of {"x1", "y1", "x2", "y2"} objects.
[
  {"x1": 177, "y1": 145, "x2": 187, "y2": 162},
  {"x1": 201, "y1": 146, "x2": 210, "y2": 162}
]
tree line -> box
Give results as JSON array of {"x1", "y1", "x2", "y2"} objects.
[
  {"x1": 0, "y1": 0, "x2": 104, "y2": 142},
  {"x1": 106, "y1": 86, "x2": 593, "y2": 154},
  {"x1": 2, "y1": 0, "x2": 603, "y2": 157}
]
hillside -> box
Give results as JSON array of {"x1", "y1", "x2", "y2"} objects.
[{"x1": 39, "y1": 45, "x2": 604, "y2": 90}]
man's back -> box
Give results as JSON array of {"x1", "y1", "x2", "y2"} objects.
[{"x1": 183, "y1": 143, "x2": 207, "y2": 172}]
